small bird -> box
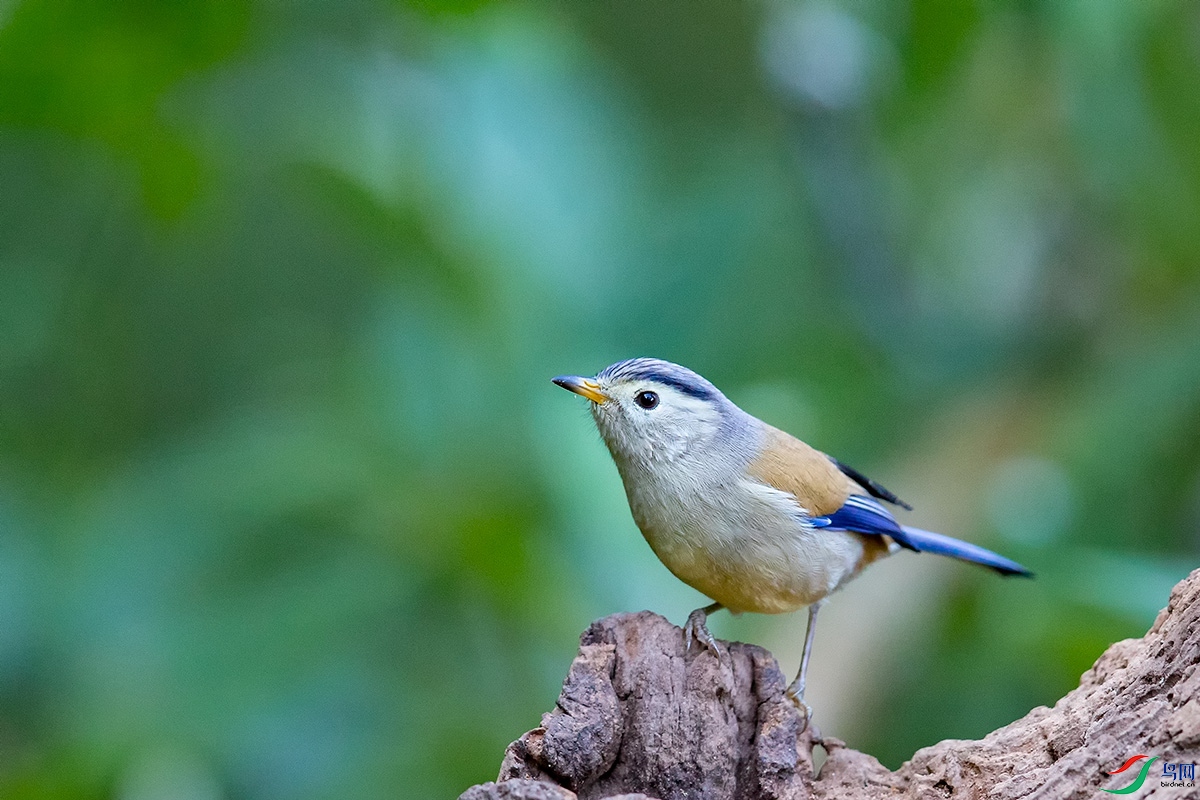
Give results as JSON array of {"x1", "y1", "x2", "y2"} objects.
[{"x1": 553, "y1": 357, "x2": 1031, "y2": 720}]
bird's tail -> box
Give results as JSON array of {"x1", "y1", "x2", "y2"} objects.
[{"x1": 895, "y1": 526, "x2": 1033, "y2": 577}]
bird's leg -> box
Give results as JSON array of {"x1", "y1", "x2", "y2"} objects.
[
  {"x1": 786, "y1": 600, "x2": 825, "y2": 733},
  {"x1": 683, "y1": 602, "x2": 724, "y2": 657}
]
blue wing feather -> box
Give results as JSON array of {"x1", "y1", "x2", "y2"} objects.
[
  {"x1": 812, "y1": 495, "x2": 1032, "y2": 577},
  {"x1": 811, "y1": 495, "x2": 904, "y2": 538}
]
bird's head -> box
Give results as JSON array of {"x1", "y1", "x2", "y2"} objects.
[{"x1": 553, "y1": 358, "x2": 751, "y2": 469}]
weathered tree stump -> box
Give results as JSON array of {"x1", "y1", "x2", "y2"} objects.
[{"x1": 462, "y1": 569, "x2": 1200, "y2": 800}]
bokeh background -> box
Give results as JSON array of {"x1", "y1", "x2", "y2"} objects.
[{"x1": 2, "y1": 0, "x2": 1200, "y2": 797}]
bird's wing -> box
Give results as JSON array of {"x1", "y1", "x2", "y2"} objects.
[
  {"x1": 746, "y1": 424, "x2": 856, "y2": 517},
  {"x1": 753, "y1": 435, "x2": 1034, "y2": 576},
  {"x1": 809, "y1": 494, "x2": 914, "y2": 549}
]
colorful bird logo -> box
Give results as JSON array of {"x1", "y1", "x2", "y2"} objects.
[{"x1": 1103, "y1": 755, "x2": 1158, "y2": 794}]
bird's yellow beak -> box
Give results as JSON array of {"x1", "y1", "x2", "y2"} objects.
[{"x1": 552, "y1": 375, "x2": 609, "y2": 404}]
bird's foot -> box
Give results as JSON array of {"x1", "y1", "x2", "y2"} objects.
[
  {"x1": 683, "y1": 607, "x2": 723, "y2": 660},
  {"x1": 786, "y1": 682, "x2": 820, "y2": 739}
]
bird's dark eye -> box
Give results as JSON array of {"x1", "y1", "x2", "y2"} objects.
[{"x1": 634, "y1": 390, "x2": 659, "y2": 410}]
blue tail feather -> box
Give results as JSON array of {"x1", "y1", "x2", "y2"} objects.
[
  {"x1": 896, "y1": 526, "x2": 1033, "y2": 577},
  {"x1": 812, "y1": 494, "x2": 1034, "y2": 577}
]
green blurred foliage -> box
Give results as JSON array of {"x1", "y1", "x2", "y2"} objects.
[{"x1": 0, "y1": 0, "x2": 1198, "y2": 797}]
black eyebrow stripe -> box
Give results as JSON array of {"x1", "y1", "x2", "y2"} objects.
[{"x1": 622, "y1": 368, "x2": 715, "y2": 400}]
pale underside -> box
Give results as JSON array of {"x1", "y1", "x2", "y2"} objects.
[{"x1": 625, "y1": 470, "x2": 892, "y2": 614}]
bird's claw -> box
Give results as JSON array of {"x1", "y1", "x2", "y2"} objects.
[
  {"x1": 786, "y1": 682, "x2": 818, "y2": 738},
  {"x1": 684, "y1": 607, "x2": 723, "y2": 659}
]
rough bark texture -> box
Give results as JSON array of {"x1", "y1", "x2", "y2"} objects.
[{"x1": 462, "y1": 569, "x2": 1200, "y2": 800}]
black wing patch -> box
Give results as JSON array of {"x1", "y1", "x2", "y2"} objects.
[{"x1": 829, "y1": 457, "x2": 913, "y2": 511}]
